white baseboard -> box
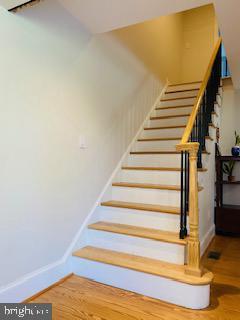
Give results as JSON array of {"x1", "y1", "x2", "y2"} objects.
[
  {"x1": 0, "y1": 259, "x2": 70, "y2": 303},
  {"x1": 200, "y1": 225, "x2": 215, "y2": 257}
]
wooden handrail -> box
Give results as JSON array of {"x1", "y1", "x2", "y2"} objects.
[{"x1": 180, "y1": 37, "x2": 222, "y2": 145}]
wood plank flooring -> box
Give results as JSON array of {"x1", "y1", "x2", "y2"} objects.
[{"x1": 29, "y1": 235, "x2": 240, "y2": 319}]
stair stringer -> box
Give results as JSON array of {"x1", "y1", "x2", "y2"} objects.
[
  {"x1": 63, "y1": 81, "x2": 169, "y2": 261},
  {"x1": 198, "y1": 88, "x2": 222, "y2": 255}
]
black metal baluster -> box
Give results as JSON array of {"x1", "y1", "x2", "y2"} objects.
[
  {"x1": 180, "y1": 151, "x2": 185, "y2": 239},
  {"x1": 184, "y1": 151, "x2": 189, "y2": 235},
  {"x1": 180, "y1": 151, "x2": 188, "y2": 239}
]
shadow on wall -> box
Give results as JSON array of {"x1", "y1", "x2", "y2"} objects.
[
  {"x1": 111, "y1": 4, "x2": 218, "y2": 84},
  {"x1": 111, "y1": 13, "x2": 183, "y2": 84}
]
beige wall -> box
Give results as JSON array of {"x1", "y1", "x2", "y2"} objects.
[
  {"x1": 112, "y1": 5, "x2": 219, "y2": 85},
  {"x1": 220, "y1": 78, "x2": 240, "y2": 154},
  {"x1": 219, "y1": 78, "x2": 240, "y2": 205},
  {"x1": 181, "y1": 4, "x2": 217, "y2": 82},
  {"x1": 112, "y1": 13, "x2": 183, "y2": 83}
]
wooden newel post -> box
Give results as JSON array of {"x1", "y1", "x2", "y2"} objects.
[
  {"x1": 186, "y1": 143, "x2": 202, "y2": 277},
  {"x1": 176, "y1": 142, "x2": 203, "y2": 277}
]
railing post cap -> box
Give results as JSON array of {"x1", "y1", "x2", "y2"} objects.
[{"x1": 176, "y1": 142, "x2": 199, "y2": 152}]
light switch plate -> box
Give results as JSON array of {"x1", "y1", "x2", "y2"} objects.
[{"x1": 79, "y1": 135, "x2": 87, "y2": 149}]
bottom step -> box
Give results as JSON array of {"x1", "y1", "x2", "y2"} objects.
[{"x1": 72, "y1": 246, "x2": 213, "y2": 309}]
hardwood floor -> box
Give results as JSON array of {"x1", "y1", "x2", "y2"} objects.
[{"x1": 30, "y1": 236, "x2": 240, "y2": 319}]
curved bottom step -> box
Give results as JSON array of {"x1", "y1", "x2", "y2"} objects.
[{"x1": 72, "y1": 246, "x2": 213, "y2": 310}]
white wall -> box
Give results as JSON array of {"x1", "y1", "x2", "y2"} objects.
[
  {"x1": 220, "y1": 79, "x2": 240, "y2": 154},
  {"x1": 219, "y1": 78, "x2": 240, "y2": 205},
  {"x1": 0, "y1": 0, "x2": 220, "y2": 297},
  {"x1": 0, "y1": 0, "x2": 190, "y2": 292}
]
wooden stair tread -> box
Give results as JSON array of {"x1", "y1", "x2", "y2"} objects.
[
  {"x1": 168, "y1": 80, "x2": 202, "y2": 87},
  {"x1": 138, "y1": 135, "x2": 211, "y2": 142},
  {"x1": 121, "y1": 166, "x2": 207, "y2": 172},
  {"x1": 161, "y1": 96, "x2": 197, "y2": 102},
  {"x1": 130, "y1": 151, "x2": 182, "y2": 155},
  {"x1": 113, "y1": 182, "x2": 181, "y2": 190},
  {"x1": 73, "y1": 246, "x2": 213, "y2": 285},
  {"x1": 101, "y1": 200, "x2": 180, "y2": 215},
  {"x1": 112, "y1": 182, "x2": 203, "y2": 191},
  {"x1": 209, "y1": 122, "x2": 217, "y2": 128},
  {"x1": 88, "y1": 222, "x2": 187, "y2": 245},
  {"x1": 144, "y1": 125, "x2": 186, "y2": 130},
  {"x1": 205, "y1": 135, "x2": 214, "y2": 141},
  {"x1": 165, "y1": 88, "x2": 199, "y2": 94},
  {"x1": 138, "y1": 137, "x2": 181, "y2": 141},
  {"x1": 130, "y1": 150, "x2": 210, "y2": 155},
  {"x1": 156, "y1": 104, "x2": 193, "y2": 110},
  {"x1": 150, "y1": 114, "x2": 190, "y2": 120}
]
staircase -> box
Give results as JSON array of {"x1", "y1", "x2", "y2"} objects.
[{"x1": 71, "y1": 40, "x2": 222, "y2": 310}]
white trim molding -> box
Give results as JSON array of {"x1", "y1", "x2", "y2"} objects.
[{"x1": 0, "y1": 259, "x2": 70, "y2": 303}]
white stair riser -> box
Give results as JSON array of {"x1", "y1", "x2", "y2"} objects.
[
  {"x1": 72, "y1": 258, "x2": 210, "y2": 309},
  {"x1": 212, "y1": 114, "x2": 219, "y2": 127},
  {"x1": 86, "y1": 230, "x2": 185, "y2": 264},
  {"x1": 112, "y1": 186, "x2": 180, "y2": 206},
  {"x1": 218, "y1": 87, "x2": 223, "y2": 96},
  {"x1": 97, "y1": 206, "x2": 181, "y2": 232},
  {"x1": 167, "y1": 83, "x2": 201, "y2": 92},
  {"x1": 134, "y1": 140, "x2": 180, "y2": 151},
  {"x1": 209, "y1": 126, "x2": 216, "y2": 138},
  {"x1": 159, "y1": 97, "x2": 196, "y2": 107},
  {"x1": 162, "y1": 90, "x2": 198, "y2": 99},
  {"x1": 216, "y1": 94, "x2": 222, "y2": 106},
  {"x1": 205, "y1": 139, "x2": 213, "y2": 152},
  {"x1": 214, "y1": 102, "x2": 221, "y2": 116},
  {"x1": 126, "y1": 154, "x2": 208, "y2": 167},
  {"x1": 154, "y1": 106, "x2": 193, "y2": 117},
  {"x1": 117, "y1": 169, "x2": 206, "y2": 186},
  {"x1": 148, "y1": 116, "x2": 189, "y2": 127},
  {"x1": 142, "y1": 127, "x2": 185, "y2": 138},
  {"x1": 126, "y1": 154, "x2": 182, "y2": 167},
  {"x1": 117, "y1": 169, "x2": 181, "y2": 185}
]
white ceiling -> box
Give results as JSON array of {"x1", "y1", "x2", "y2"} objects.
[{"x1": 57, "y1": 0, "x2": 212, "y2": 34}]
